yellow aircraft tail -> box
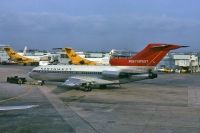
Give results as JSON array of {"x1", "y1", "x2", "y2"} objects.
[
  {"x1": 64, "y1": 48, "x2": 97, "y2": 65},
  {"x1": 4, "y1": 47, "x2": 37, "y2": 65}
]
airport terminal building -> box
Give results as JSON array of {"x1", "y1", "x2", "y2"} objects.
[{"x1": 0, "y1": 46, "x2": 10, "y2": 64}]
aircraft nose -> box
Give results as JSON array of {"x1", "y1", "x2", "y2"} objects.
[{"x1": 28, "y1": 72, "x2": 33, "y2": 78}]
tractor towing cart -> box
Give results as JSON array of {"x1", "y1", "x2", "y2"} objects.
[{"x1": 7, "y1": 76, "x2": 27, "y2": 84}]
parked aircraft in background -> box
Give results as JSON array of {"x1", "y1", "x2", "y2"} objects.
[
  {"x1": 29, "y1": 43, "x2": 186, "y2": 91},
  {"x1": 157, "y1": 68, "x2": 174, "y2": 73},
  {"x1": 64, "y1": 48, "x2": 97, "y2": 65},
  {"x1": 4, "y1": 47, "x2": 50, "y2": 66},
  {"x1": 17, "y1": 46, "x2": 27, "y2": 56},
  {"x1": 64, "y1": 47, "x2": 110, "y2": 65}
]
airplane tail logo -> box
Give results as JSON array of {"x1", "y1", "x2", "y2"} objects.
[
  {"x1": 4, "y1": 47, "x2": 34, "y2": 63},
  {"x1": 64, "y1": 48, "x2": 97, "y2": 65},
  {"x1": 110, "y1": 43, "x2": 187, "y2": 66},
  {"x1": 4, "y1": 47, "x2": 20, "y2": 60}
]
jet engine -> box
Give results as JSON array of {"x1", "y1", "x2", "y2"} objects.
[{"x1": 102, "y1": 71, "x2": 128, "y2": 78}]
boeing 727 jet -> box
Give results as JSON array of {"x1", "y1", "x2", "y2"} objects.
[{"x1": 29, "y1": 43, "x2": 186, "y2": 91}]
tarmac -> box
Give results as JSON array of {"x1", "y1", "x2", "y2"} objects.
[{"x1": 0, "y1": 65, "x2": 200, "y2": 133}]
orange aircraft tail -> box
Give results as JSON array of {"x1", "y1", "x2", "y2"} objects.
[
  {"x1": 110, "y1": 43, "x2": 187, "y2": 66},
  {"x1": 64, "y1": 48, "x2": 97, "y2": 65},
  {"x1": 4, "y1": 47, "x2": 27, "y2": 61},
  {"x1": 4, "y1": 47, "x2": 38, "y2": 65}
]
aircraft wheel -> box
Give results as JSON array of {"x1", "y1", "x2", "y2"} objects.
[
  {"x1": 83, "y1": 86, "x2": 92, "y2": 92},
  {"x1": 18, "y1": 79, "x2": 22, "y2": 85},
  {"x1": 41, "y1": 81, "x2": 45, "y2": 86},
  {"x1": 87, "y1": 87, "x2": 92, "y2": 91}
]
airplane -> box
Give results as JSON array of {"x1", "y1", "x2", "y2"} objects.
[
  {"x1": 64, "y1": 48, "x2": 110, "y2": 65},
  {"x1": 29, "y1": 43, "x2": 186, "y2": 91},
  {"x1": 64, "y1": 48, "x2": 97, "y2": 65},
  {"x1": 4, "y1": 47, "x2": 49, "y2": 66}
]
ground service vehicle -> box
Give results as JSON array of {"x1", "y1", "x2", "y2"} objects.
[{"x1": 7, "y1": 76, "x2": 27, "y2": 84}]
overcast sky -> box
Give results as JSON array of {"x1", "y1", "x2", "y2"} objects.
[{"x1": 0, "y1": 0, "x2": 200, "y2": 51}]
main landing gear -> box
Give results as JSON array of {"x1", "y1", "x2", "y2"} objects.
[
  {"x1": 80, "y1": 82, "x2": 93, "y2": 92},
  {"x1": 84, "y1": 86, "x2": 92, "y2": 92},
  {"x1": 38, "y1": 80, "x2": 45, "y2": 86}
]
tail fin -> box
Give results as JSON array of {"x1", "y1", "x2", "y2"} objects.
[
  {"x1": 110, "y1": 43, "x2": 187, "y2": 66},
  {"x1": 23, "y1": 46, "x2": 27, "y2": 56},
  {"x1": 64, "y1": 48, "x2": 97, "y2": 65},
  {"x1": 4, "y1": 47, "x2": 33, "y2": 62},
  {"x1": 4, "y1": 47, "x2": 23, "y2": 60}
]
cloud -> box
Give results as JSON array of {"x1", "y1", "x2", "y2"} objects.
[{"x1": 0, "y1": 12, "x2": 199, "y2": 51}]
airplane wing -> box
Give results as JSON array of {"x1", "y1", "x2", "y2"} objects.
[
  {"x1": 62, "y1": 76, "x2": 119, "y2": 91},
  {"x1": 0, "y1": 105, "x2": 39, "y2": 111}
]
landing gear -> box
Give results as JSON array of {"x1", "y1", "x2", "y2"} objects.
[
  {"x1": 38, "y1": 80, "x2": 45, "y2": 86},
  {"x1": 17, "y1": 79, "x2": 22, "y2": 85},
  {"x1": 81, "y1": 82, "x2": 93, "y2": 92},
  {"x1": 41, "y1": 81, "x2": 45, "y2": 86},
  {"x1": 84, "y1": 86, "x2": 92, "y2": 92}
]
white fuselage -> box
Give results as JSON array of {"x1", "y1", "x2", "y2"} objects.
[
  {"x1": 29, "y1": 65, "x2": 155, "y2": 83},
  {"x1": 26, "y1": 56, "x2": 41, "y2": 61},
  {"x1": 85, "y1": 56, "x2": 110, "y2": 65}
]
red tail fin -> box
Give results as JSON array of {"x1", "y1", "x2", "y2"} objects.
[{"x1": 110, "y1": 43, "x2": 187, "y2": 66}]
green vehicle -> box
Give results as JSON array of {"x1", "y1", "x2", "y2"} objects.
[{"x1": 7, "y1": 76, "x2": 27, "y2": 84}]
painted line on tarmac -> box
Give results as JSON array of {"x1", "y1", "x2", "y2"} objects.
[
  {"x1": 38, "y1": 85, "x2": 98, "y2": 133},
  {"x1": 188, "y1": 86, "x2": 200, "y2": 107},
  {"x1": 0, "y1": 85, "x2": 33, "y2": 103},
  {"x1": 0, "y1": 105, "x2": 39, "y2": 111}
]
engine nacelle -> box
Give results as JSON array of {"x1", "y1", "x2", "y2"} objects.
[{"x1": 102, "y1": 71, "x2": 121, "y2": 78}]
